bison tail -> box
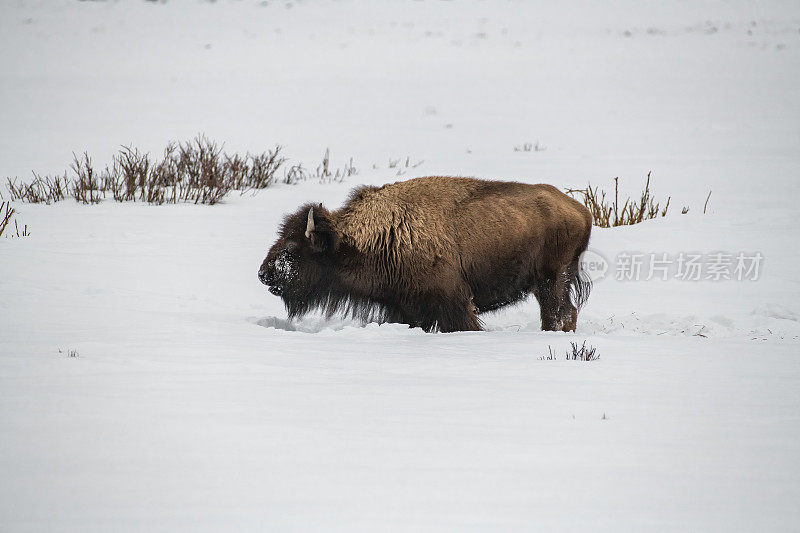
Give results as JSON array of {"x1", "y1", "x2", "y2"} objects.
[{"x1": 567, "y1": 258, "x2": 592, "y2": 310}]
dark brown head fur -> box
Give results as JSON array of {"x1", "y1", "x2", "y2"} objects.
[{"x1": 259, "y1": 176, "x2": 592, "y2": 332}]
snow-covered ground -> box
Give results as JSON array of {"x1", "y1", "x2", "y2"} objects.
[{"x1": 2, "y1": 1, "x2": 799, "y2": 530}]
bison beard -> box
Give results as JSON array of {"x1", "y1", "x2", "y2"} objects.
[{"x1": 258, "y1": 176, "x2": 592, "y2": 333}]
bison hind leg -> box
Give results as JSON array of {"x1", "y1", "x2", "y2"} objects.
[
  {"x1": 535, "y1": 264, "x2": 585, "y2": 332},
  {"x1": 567, "y1": 259, "x2": 592, "y2": 312},
  {"x1": 558, "y1": 300, "x2": 578, "y2": 332},
  {"x1": 559, "y1": 259, "x2": 592, "y2": 332}
]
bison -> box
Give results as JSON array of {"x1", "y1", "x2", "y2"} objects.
[{"x1": 258, "y1": 176, "x2": 592, "y2": 333}]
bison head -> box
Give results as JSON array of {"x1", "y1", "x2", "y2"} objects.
[{"x1": 258, "y1": 203, "x2": 341, "y2": 317}]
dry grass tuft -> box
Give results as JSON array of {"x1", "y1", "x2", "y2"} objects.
[
  {"x1": 514, "y1": 141, "x2": 546, "y2": 152},
  {"x1": 281, "y1": 148, "x2": 359, "y2": 184},
  {"x1": 385, "y1": 156, "x2": 424, "y2": 176},
  {"x1": 566, "y1": 341, "x2": 599, "y2": 361},
  {"x1": 313, "y1": 148, "x2": 358, "y2": 183},
  {"x1": 539, "y1": 342, "x2": 600, "y2": 361}
]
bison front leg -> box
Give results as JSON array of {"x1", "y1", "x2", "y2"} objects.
[
  {"x1": 534, "y1": 273, "x2": 565, "y2": 332},
  {"x1": 437, "y1": 298, "x2": 482, "y2": 333},
  {"x1": 416, "y1": 289, "x2": 482, "y2": 333}
]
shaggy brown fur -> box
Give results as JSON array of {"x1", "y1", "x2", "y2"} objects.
[{"x1": 259, "y1": 176, "x2": 592, "y2": 332}]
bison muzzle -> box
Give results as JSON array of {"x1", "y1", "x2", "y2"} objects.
[{"x1": 259, "y1": 176, "x2": 592, "y2": 333}]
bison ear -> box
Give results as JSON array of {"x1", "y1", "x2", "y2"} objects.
[
  {"x1": 305, "y1": 206, "x2": 340, "y2": 253},
  {"x1": 308, "y1": 232, "x2": 325, "y2": 252},
  {"x1": 308, "y1": 228, "x2": 340, "y2": 253}
]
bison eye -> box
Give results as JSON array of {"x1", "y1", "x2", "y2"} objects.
[{"x1": 286, "y1": 241, "x2": 300, "y2": 254}]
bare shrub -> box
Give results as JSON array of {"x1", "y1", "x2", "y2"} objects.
[
  {"x1": 6, "y1": 173, "x2": 68, "y2": 204},
  {"x1": 566, "y1": 172, "x2": 670, "y2": 228},
  {"x1": 70, "y1": 152, "x2": 106, "y2": 204},
  {"x1": 227, "y1": 145, "x2": 286, "y2": 193},
  {"x1": 284, "y1": 163, "x2": 310, "y2": 184},
  {"x1": 1, "y1": 201, "x2": 29, "y2": 238},
  {"x1": 4, "y1": 136, "x2": 359, "y2": 206},
  {"x1": 114, "y1": 145, "x2": 151, "y2": 202},
  {"x1": 173, "y1": 136, "x2": 232, "y2": 205},
  {"x1": 0, "y1": 201, "x2": 15, "y2": 237}
]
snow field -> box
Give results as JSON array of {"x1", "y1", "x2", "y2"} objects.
[{"x1": 2, "y1": 0, "x2": 800, "y2": 530}]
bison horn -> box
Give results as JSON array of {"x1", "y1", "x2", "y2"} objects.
[{"x1": 305, "y1": 207, "x2": 315, "y2": 238}]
